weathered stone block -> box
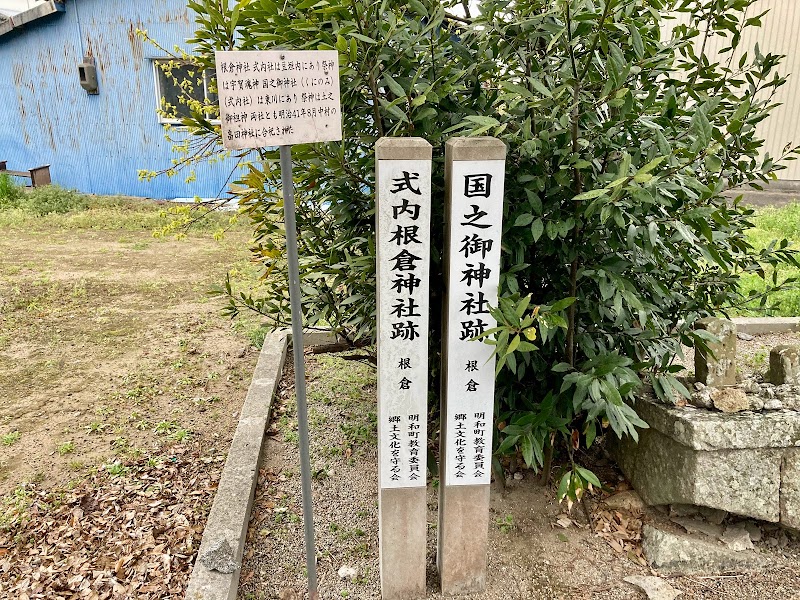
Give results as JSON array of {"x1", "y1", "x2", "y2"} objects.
[
  {"x1": 711, "y1": 387, "x2": 749, "y2": 413},
  {"x1": 783, "y1": 450, "x2": 800, "y2": 530},
  {"x1": 621, "y1": 426, "x2": 781, "y2": 522},
  {"x1": 642, "y1": 526, "x2": 769, "y2": 574},
  {"x1": 610, "y1": 396, "x2": 800, "y2": 527},
  {"x1": 770, "y1": 345, "x2": 800, "y2": 385},
  {"x1": 694, "y1": 318, "x2": 737, "y2": 386}
]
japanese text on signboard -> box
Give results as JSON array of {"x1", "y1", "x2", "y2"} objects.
[
  {"x1": 445, "y1": 160, "x2": 504, "y2": 485},
  {"x1": 215, "y1": 50, "x2": 342, "y2": 149}
]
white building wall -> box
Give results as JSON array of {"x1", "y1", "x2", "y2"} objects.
[{"x1": 670, "y1": 1, "x2": 800, "y2": 180}]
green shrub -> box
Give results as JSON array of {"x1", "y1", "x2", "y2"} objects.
[
  {"x1": 22, "y1": 185, "x2": 89, "y2": 216},
  {"x1": 176, "y1": 0, "x2": 799, "y2": 504},
  {"x1": 0, "y1": 174, "x2": 24, "y2": 209}
]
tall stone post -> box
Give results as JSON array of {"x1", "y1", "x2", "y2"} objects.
[
  {"x1": 376, "y1": 138, "x2": 432, "y2": 599},
  {"x1": 694, "y1": 317, "x2": 737, "y2": 387},
  {"x1": 438, "y1": 137, "x2": 506, "y2": 595}
]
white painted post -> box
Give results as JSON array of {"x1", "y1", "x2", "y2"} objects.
[
  {"x1": 438, "y1": 137, "x2": 506, "y2": 595},
  {"x1": 376, "y1": 138, "x2": 432, "y2": 599}
]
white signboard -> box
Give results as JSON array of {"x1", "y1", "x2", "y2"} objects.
[
  {"x1": 215, "y1": 50, "x2": 342, "y2": 149},
  {"x1": 377, "y1": 159, "x2": 431, "y2": 489},
  {"x1": 444, "y1": 160, "x2": 505, "y2": 486}
]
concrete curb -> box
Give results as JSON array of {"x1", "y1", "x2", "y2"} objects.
[
  {"x1": 185, "y1": 328, "x2": 338, "y2": 600},
  {"x1": 733, "y1": 317, "x2": 800, "y2": 335}
]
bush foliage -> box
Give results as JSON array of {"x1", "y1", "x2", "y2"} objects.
[
  {"x1": 0, "y1": 176, "x2": 89, "y2": 215},
  {"x1": 173, "y1": 0, "x2": 799, "y2": 502}
]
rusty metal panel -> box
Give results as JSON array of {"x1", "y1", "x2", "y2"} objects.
[{"x1": 0, "y1": 0, "x2": 244, "y2": 199}]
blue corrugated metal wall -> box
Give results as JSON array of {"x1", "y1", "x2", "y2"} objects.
[{"x1": 0, "y1": 0, "x2": 246, "y2": 199}]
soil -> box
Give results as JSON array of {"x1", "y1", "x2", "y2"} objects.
[
  {"x1": 240, "y1": 353, "x2": 800, "y2": 600},
  {"x1": 0, "y1": 227, "x2": 259, "y2": 495}
]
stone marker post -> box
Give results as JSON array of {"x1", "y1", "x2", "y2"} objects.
[
  {"x1": 376, "y1": 137, "x2": 432, "y2": 599},
  {"x1": 694, "y1": 317, "x2": 737, "y2": 387},
  {"x1": 770, "y1": 345, "x2": 800, "y2": 385},
  {"x1": 438, "y1": 137, "x2": 506, "y2": 594}
]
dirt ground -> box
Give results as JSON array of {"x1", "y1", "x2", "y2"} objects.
[
  {"x1": 0, "y1": 226, "x2": 258, "y2": 496},
  {"x1": 239, "y1": 353, "x2": 800, "y2": 600}
]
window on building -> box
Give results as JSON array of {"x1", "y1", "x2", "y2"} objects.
[{"x1": 153, "y1": 59, "x2": 218, "y2": 124}]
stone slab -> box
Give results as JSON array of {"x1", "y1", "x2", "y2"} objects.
[
  {"x1": 632, "y1": 395, "x2": 800, "y2": 451},
  {"x1": 783, "y1": 450, "x2": 800, "y2": 530},
  {"x1": 642, "y1": 525, "x2": 769, "y2": 575},
  {"x1": 612, "y1": 411, "x2": 782, "y2": 522},
  {"x1": 185, "y1": 331, "x2": 289, "y2": 600},
  {"x1": 378, "y1": 487, "x2": 427, "y2": 599},
  {"x1": 733, "y1": 317, "x2": 800, "y2": 335},
  {"x1": 623, "y1": 575, "x2": 682, "y2": 600},
  {"x1": 610, "y1": 396, "x2": 800, "y2": 524},
  {"x1": 438, "y1": 484, "x2": 490, "y2": 595}
]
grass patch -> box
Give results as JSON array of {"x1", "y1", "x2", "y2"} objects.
[
  {"x1": 57, "y1": 441, "x2": 75, "y2": 456},
  {"x1": 737, "y1": 202, "x2": 800, "y2": 317},
  {"x1": 0, "y1": 176, "x2": 245, "y2": 234},
  {"x1": 0, "y1": 484, "x2": 34, "y2": 530},
  {"x1": 306, "y1": 354, "x2": 377, "y2": 453},
  {"x1": 1, "y1": 431, "x2": 21, "y2": 446}
]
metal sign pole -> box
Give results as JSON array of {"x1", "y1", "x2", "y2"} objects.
[{"x1": 279, "y1": 144, "x2": 319, "y2": 599}]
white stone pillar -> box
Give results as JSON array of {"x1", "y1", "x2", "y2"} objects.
[
  {"x1": 438, "y1": 137, "x2": 506, "y2": 595},
  {"x1": 376, "y1": 137, "x2": 432, "y2": 599}
]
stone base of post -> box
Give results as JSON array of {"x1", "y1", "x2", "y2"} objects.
[
  {"x1": 437, "y1": 484, "x2": 490, "y2": 595},
  {"x1": 379, "y1": 487, "x2": 427, "y2": 599}
]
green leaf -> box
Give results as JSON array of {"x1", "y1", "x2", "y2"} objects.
[
  {"x1": 639, "y1": 156, "x2": 667, "y2": 174},
  {"x1": 575, "y1": 466, "x2": 602, "y2": 488},
  {"x1": 501, "y1": 81, "x2": 533, "y2": 98},
  {"x1": 531, "y1": 219, "x2": 544, "y2": 242},
  {"x1": 407, "y1": 0, "x2": 428, "y2": 17},
  {"x1": 584, "y1": 420, "x2": 597, "y2": 449},
  {"x1": 514, "y1": 213, "x2": 534, "y2": 227},
  {"x1": 382, "y1": 73, "x2": 406, "y2": 98},
  {"x1": 731, "y1": 98, "x2": 751, "y2": 122},
  {"x1": 691, "y1": 109, "x2": 713, "y2": 147},
  {"x1": 379, "y1": 99, "x2": 409, "y2": 122},
  {"x1": 705, "y1": 154, "x2": 722, "y2": 172},
  {"x1": 557, "y1": 471, "x2": 572, "y2": 501},
  {"x1": 550, "y1": 297, "x2": 576, "y2": 312},
  {"x1": 528, "y1": 77, "x2": 553, "y2": 98},
  {"x1": 496, "y1": 434, "x2": 520, "y2": 455},
  {"x1": 521, "y1": 435, "x2": 534, "y2": 467},
  {"x1": 573, "y1": 189, "x2": 608, "y2": 201},
  {"x1": 465, "y1": 115, "x2": 501, "y2": 127}
]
